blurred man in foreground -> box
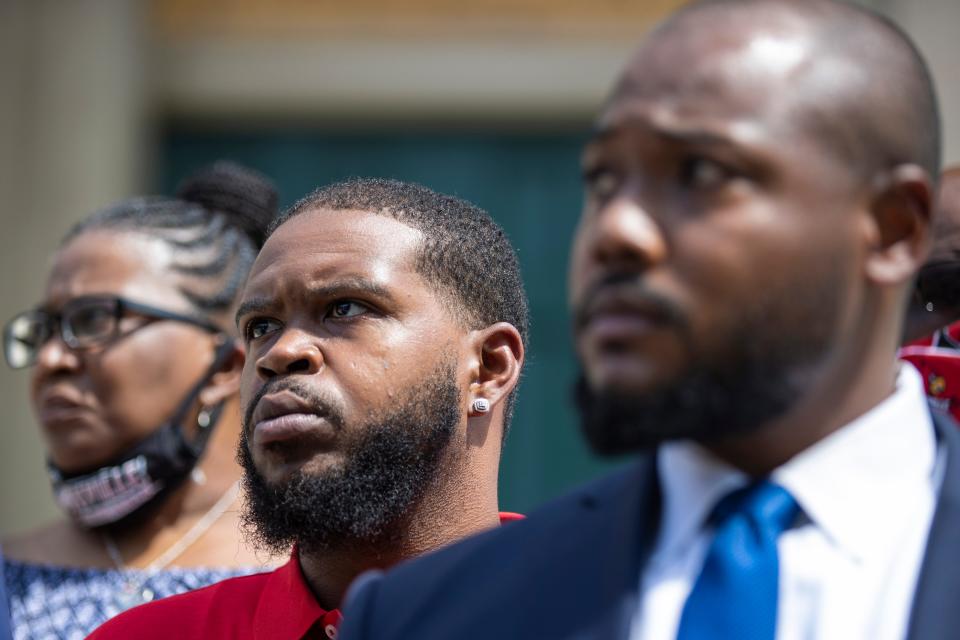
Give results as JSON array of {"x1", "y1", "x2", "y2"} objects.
[
  {"x1": 341, "y1": 1, "x2": 954, "y2": 638},
  {"x1": 89, "y1": 178, "x2": 527, "y2": 639}
]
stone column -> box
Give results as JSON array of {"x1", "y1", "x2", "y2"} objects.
[
  {"x1": 885, "y1": 0, "x2": 960, "y2": 165},
  {"x1": 0, "y1": 0, "x2": 149, "y2": 534}
]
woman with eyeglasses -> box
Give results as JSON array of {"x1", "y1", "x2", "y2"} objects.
[{"x1": 1, "y1": 161, "x2": 279, "y2": 639}]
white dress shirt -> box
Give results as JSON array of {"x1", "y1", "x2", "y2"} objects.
[{"x1": 630, "y1": 364, "x2": 940, "y2": 640}]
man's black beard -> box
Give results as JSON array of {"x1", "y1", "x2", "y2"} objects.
[
  {"x1": 575, "y1": 274, "x2": 842, "y2": 457},
  {"x1": 575, "y1": 355, "x2": 807, "y2": 456},
  {"x1": 238, "y1": 361, "x2": 461, "y2": 555}
]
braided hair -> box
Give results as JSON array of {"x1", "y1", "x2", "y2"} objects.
[{"x1": 64, "y1": 162, "x2": 278, "y2": 326}]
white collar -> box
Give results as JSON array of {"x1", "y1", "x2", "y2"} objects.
[{"x1": 654, "y1": 364, "x2": 936, "y2": 566}]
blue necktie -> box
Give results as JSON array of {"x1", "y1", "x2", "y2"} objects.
[{"x1": 676, "y1": 480, "x2": 799, "y2": 640}]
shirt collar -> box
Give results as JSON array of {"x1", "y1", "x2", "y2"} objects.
[
  {"x1": 252, "y1": 513, "x2": 525, "y2": 639},
  {"x1": 654, "y1": 363, "x2": 936, "y2": 566},
  {"x1": 773, "y1": 363, "x2": 936, "y2": 562},
  {"x1": 254, "y1": 548, "x2": 338, "y2": 640},
  {"x1": 654, "y1": 436, "x2": 748, "y2": 569}
]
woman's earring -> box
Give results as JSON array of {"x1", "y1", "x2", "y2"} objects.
[
  {"x1": 191, "y1": 467, "x2": 207, "y2": 485},
  {"x1": 471, "y1": 398, "x2": 490, "y2": 414},
  {"x1": 197, "y1": 407, "x2": 212, "y2": 429}
]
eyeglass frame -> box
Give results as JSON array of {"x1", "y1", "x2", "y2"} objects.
[{"x1": 3, "y1": 294, "x2": 223, "y2": 370}]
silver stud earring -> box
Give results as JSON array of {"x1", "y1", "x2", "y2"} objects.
[
  {"x1": 197, "y1": 407, "x2": 212, "y2": 429},
  {"x1": 191, "y1": 467, "x2": 207, "y2": 485},
  {"x1": 471, "y1": 398, "x2": 490, "y2": 414}
]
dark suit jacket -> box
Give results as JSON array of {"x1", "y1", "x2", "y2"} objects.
[{"x1": 340, "y1": 407, "x2": 960, "y2": 640}]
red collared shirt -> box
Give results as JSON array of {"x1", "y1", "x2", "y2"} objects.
[
  {"x1": 87, "y1": 513, "x2": 523, "y2": 640},
  {"x1": 86, "y1": 552, "x2": 340, "y2": 640}
]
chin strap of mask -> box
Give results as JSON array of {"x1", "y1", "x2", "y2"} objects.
[
  {"x1": 49, "y1": 337, "x2": 237, "y2": 528},
  {"x1": 170, "y1": 338, "x2": 236, "y2": 456}
]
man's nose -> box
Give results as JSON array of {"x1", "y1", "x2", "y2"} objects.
[
  {"x1": 589, "y1": 194, "x2": 668, "y2": 271},
  {"x1": 255, "y1": 330, "x2": 324, "y2": 379}
]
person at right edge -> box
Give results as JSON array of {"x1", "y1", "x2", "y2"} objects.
[
  {"x1": 901, "y1": 167, "x2": 960, "y2": 422},
  {"x1": 340, "y1": 1, "x2": 954, "y2": 639},
  {"x1": 0, "y1": 567, "x2": 9, "y2": 640}
]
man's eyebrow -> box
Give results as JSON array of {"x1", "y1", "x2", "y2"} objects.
[
  {"x1": 588, "y1": 120, "x2": 737, "y2": 148},
  {"x1": 305, "y1": 278, "x2": 396, "y2": 304},
  {"x1": 586, "y1": 124, "x2": 616, "y2": 145},
  {"x1": 658, "y1": 128, "x2": 734, "y2": 147},
  {"x1": 235, "y1": 278, "x2": 398, "y2": 327},
  {"x1": 235, "y1": 296, "x2": 273, "y2": 327}
]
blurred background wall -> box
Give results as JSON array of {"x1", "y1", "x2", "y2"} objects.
[{"x1": 1, "y1": 0, "x2": 957, "y2": 535}]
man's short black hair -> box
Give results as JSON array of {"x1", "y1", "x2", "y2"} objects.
[{"x1": 269, "y1": 178, "x2": 530, "y2": 432}]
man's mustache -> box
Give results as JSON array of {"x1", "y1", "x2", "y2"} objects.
[
  {"x1": 573, "y1": 271, "x2": 687, "y2": 332},
  {"x1": 242, "y1": 378, "x2": 346, "y2": 435}
]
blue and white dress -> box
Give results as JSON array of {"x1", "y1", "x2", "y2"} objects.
[{"x1": 3, "y1": 557, "x2": 259, "y2": 640}]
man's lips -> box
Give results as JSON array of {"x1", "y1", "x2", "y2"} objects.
[
  {"x1": 584, "y1": 313, "x2": 660, "y2": 342},
  {"x1": 251, "y1": 391, "x2": 335, "y2": 449},
  {"x1": 254, "y1": 413, "x2": 335, "y2": 448},
  {"x1": 576, "y1": 287, "x2": 677, "y2": 343}
]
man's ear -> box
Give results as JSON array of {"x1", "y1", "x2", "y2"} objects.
[
  {"x1": 467, "y1": 322, "x2": 524, "y2": 417},
  {"x1": 863, "y1": 164, "x2": 934, "y2": 286},
  {"x1": 198, "y1": 338, "x2": 246, "y2": 407}
]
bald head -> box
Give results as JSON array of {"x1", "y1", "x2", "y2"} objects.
[
  {"x1": 575, "y1": 0, "x2": 944, "y2": 457},
  {"x1": 611, "y1": 0, "x2": 940, "y2": 184}
]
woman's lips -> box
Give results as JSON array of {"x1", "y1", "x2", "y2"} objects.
[
  {"x1": 37, "y1": 392, "x2": 95, "y2": 427},
  {"x1": 38, "y1": 405, "x2": 96, "y2": 429}
]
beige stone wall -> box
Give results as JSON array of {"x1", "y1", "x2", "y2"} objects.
[
  {"x1": 0, "y1": 0, "x2": 149, "y2": 535},
  {"x1": 892, "y1": 0, "x2": 960, "y2": 166},
  {"x1": 150, "y1": 0, "x2": 685, "y2": 38}
]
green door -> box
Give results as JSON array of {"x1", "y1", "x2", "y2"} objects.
[{"x1": 159, "y1": 128, "x2": 617, "y2": 514}]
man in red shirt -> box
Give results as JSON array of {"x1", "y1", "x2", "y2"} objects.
[{"x1": 88, "y1": 178, "x2": 528, "y2": 639}]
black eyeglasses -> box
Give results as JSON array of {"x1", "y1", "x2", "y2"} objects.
[{"x1": 3, "y1": 295, "x2": 222, "y2": 369}]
